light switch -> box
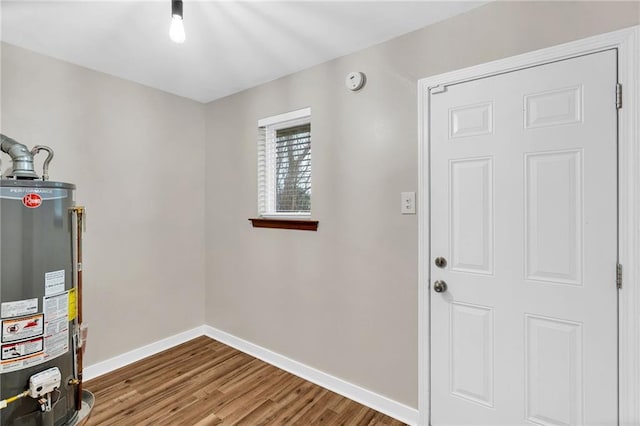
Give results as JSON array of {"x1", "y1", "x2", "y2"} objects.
[{"x1": 401, "y1": 192, "x2": 416, "y2": 214}]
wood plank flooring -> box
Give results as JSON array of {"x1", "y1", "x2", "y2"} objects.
[{"x1": 83, "y1": 336, "x2": 407, "y2": 425}]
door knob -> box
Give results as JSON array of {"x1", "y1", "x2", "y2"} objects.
[
  {"x1": 433, "y1": 280, "x2": 447, "y2": 293},
  {"x1": 434, "y1": 257, "x2": 447, "y2": 268}
]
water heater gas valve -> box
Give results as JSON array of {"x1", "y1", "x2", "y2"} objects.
[{"x1": 28, "y1": 367, "x2": 61, "y2": 398}]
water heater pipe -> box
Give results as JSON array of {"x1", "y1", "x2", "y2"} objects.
[
  {"x1": 30, "y1": 146, "x2": 54, "y2": 181},
  {"x1": 0, "y1": 391, "x2": 29, "y2": 410},
  {"x1": 70, "y1": 206, "x2": 86, "y2": 412},
  {"x1": 0, "y1": 134, "x2": 39, "y2": 179}
]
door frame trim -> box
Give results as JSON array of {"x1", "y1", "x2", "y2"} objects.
[{"x1": 417, "y1": 25, "x2": 640, "y2": 425}]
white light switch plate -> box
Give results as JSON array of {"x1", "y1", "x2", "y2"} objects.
[{"x1": 401, "y1": 192, "x2": 416, "y2": 214}]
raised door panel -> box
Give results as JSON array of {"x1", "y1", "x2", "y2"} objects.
[
  {"x1": 525, "y1": 151, "x2": 582, "y2": 286},
  {"x1": 525, "y1": 315, "x2": 583, "y2": 426},
  {"x1": 450, "y1": 302, "x2": 494, "y2": 407},
  {"x1": 449, "y1": 157, "x2": 494, "y2": 275}
]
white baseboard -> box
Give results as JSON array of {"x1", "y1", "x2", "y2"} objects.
[
  {"x1": 203, "y1": 325, "x2": 419, "y2": 426},
  {"x1": 83, "y1": 325, "x2": 418, "y2": 425},
  {"x1": 83, "y1": 326, "x2": 205, "y2": 381}
]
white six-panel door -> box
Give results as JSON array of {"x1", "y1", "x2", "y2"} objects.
[{"x1": 430, "y1": 50, "x2": 618, "y2": 425}]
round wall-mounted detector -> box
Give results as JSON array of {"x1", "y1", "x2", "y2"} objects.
[{"x1": 345, "y1": 72, "x2": 366, "y2": 91}]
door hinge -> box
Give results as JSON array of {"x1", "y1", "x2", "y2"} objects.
[
  {"x1": 616, "y1": 263, "x2": 623, "y2": 289},
  {"x1": 616, "y1": 83, "x2": 622, "y2": 109}
]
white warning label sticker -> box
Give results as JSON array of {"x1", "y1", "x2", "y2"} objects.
[
  {"x1": 45, "y1": 270, "x2": 66, "y2": 296},
  {"x1": 0, "y1": 335, "x2": 46, "y2": 372},
  {"x1": 1, "y1": 298, "x2": 38, "y2": 319},
  {"x1": 0, "y1": 292, "x2": 71, "y2": 373},
  {"x1": 43, "y1": 292, "x2": 69, "y2": 361},
  {"x1": 1, "y1": 337, "x2": 44, "y2": 361},
  {"x1": 1, "y1": 314, "x2": 44, "y2": 343}
]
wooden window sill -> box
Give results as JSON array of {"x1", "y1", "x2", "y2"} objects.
[{"x1": 249, "y1": 218, "x2": 319, "y2": 231}]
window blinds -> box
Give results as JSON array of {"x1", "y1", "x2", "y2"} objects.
[
  {"x1": 274, "y1": 124, "x2": 311, "y2": 212},
  {"x1": 258, "y1": 115, "x2": 311, "y2": 216}
]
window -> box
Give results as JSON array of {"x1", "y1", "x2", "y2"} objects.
[{"x1": 257, "y1": 107, "x2": 312, "y2": 218}]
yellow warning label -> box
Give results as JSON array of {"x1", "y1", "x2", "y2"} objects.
[{"x1": 68, "y1": 289, "x2": 77, "y2": 321}]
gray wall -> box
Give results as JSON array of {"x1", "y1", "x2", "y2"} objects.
[
  {"x1": 0, "y1": 43, "x2": 207, "y2": 366},
  {"x1": 204, "y1": 1, "x2": 639, "y2": 408},
  {"x1": 1, "y1": 0, "x2": 637, "y2": 414}
]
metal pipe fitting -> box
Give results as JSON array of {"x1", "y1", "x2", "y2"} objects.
[
  {"x1": 31, "y1": 145, "x2": 54, "y2": 181},
  {"x1": 0, "y1": 134, "x2": 39, "y2": 179}
]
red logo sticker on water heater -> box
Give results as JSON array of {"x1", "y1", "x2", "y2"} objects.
[{"x1": 22, "y1": 193, "x2": 42, "y2": 209}]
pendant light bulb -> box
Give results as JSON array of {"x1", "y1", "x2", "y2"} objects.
[
  {"x1": 170, "y1": 15, "x2": 185, "y2": 44},
  {"x1": 170, "y1": 0, "x2": 185, "y2": 44}
]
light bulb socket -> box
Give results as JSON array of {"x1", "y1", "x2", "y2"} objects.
[{"x1": 172, "y1": 0, "x2": 183, "y2": 19}]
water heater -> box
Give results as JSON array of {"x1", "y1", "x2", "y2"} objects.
[{"x1": 0, "y1": 135, "x2": 92, "y2": 425}]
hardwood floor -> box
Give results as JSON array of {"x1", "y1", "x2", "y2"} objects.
[{"x1": 83, "y1": 336, "x2": 407, "y2": 425}]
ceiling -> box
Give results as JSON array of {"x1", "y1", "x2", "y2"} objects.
[{"x1": 1, "y1": 1, "x2": 487, "y2": 103}]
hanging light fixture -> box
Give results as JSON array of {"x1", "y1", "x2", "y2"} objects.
[{"x1": 170, "y1": 0, "x2": 185, "y2": 44}]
